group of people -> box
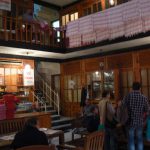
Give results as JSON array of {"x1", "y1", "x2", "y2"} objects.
[
  {"x1": 81, "y1": 82, "x2": 149, "y2": 150},
  {"x1": 10, "y1": 81, "x2": 149, "y2": 150}
]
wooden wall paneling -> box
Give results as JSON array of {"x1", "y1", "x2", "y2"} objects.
[
  {"x1": 114, "y1": 69, "x2": 120, "y2": 101},
  {"x1": 107, "y1": 53, "x2": 133, "y2": 69},
  {"x1": 63, "y1": 61, "x2": 81, "y2": 75},
  {"x1": 81, "y1": 60, "x2": 86, "y2": 86},
  {"x1": 132, "y1": 52, "x2": 140, "y2": 82},
  {"x1": 139, "y1": 49, "x2": 150, "y2": 67},
  {"x1": 84, "y1": 57, "x2": 104, "y2": 72},
  {"x1": 60, "y1": 64, "x2": 65, "y2": 115}
]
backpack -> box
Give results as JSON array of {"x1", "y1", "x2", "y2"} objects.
[{"x1": 118, "y1": 103, "x2": 129, "y2": 125}]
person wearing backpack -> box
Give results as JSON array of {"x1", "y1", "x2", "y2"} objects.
[
  {"x1": 98, "y1": 91, "x2": 116, "y2": 150},
  {"x1": 122, "y1": 82, "x2": 149, "y2": 150}
]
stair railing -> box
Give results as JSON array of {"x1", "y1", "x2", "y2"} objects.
[
  {"x1": 32, "y1": 91, "x2": 47, "y2": 112},
  {"x1": 35, "y1": 71, "x2": 60, "y2": 115}
]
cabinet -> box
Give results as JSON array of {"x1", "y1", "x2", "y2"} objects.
[{"x1": 86, "y1": 70, "x2": 115, "y2": 100}]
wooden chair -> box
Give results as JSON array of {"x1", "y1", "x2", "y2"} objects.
[
  {"x1": 16, "y1": 145, "x2": 55, "y2": 150},
  {"x1": 0, "y1": 118, "x2": 25, "y2": 134},
  {"x1": 57, "y1": 131, "x2": 104, "y2": 150}
]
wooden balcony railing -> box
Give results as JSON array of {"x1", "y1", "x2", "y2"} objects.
[{"x1": 0, "y1": 15, "x2": 67, "y2": 48}]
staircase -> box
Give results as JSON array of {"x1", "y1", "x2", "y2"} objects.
[{"x1": 34, "y1": 71, "x2": 73, "y2": 131}]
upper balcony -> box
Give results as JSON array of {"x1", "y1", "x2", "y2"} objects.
[
  {"x1": 0, "y1": 0, "x2": 150, "y2": 58},
  {"x1": 0, "y1": 15, "x2": 67, "y2": 51},
  {"x1": 66, "y1": 0, "x2": 150, "y2": 48}
]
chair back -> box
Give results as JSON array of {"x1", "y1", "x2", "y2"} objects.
[
  {"x1": 84, "y1": 131, "x2": 104, "y2": 150},
  {"x1": 16, "y1": 145, "x2": 55, "y2": 150},
  {"x1": 0, "y1": 118, "x2": 25, "y2": 134}
]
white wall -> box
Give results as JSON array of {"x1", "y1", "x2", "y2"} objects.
[{"x1": 37, "y1": 61, "x2": 60, "y2": 82}]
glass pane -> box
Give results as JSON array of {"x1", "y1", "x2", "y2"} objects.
[
  {"x1": 5, "y1": 68, "x2": 11, "y2": 85},
  {"x1": 149, "y1": 86, "x2": 150, "y2": 98},
  {"x1": 121, "y1": 72, "x2": 127, "y2": 87},
  {"x1": 74, "y1": 12, "x2": 78, "y2": 20},
  {"x1": 141, "y1": 69, "x2": 147, "y2": 86},
  {"x1": 87, "y1": 73, "x2": 91, "y2": 85},
  {"x1": 78, "y1": 89, "x2": 81, "y2": 102},
  {"x1": 87, "y1": 7, "x2": 91, "y2": 15},
  {"x1": 0, "y1": 68, "x2": 4, "y2": 85},
  {"x1": 98, "y1": 2, "x2": 102, "y2": 11},
  {"x1": 64, "y1": 90, "x2": 68, "y2": 101},
  {"x1": 68, "y1": 90, "x2": 72, "y2": 102},
  {"x1": 64, "y1": 76, "x2": 68, "y2": 89},
  {"x1": 70, "y1": 14, "x2": 74, "y2": 21},
  {"x1": 73, "y1": 90, "x2": 78, "y2": 102},
  {"x1": 72, "y1": 76, "x2": 77, "y2": 88},
  {"x1": 122, "y1": 88, "x2": 128, "y2": 97},
  {"x1": 104, "y1": 71, "x2": 114, "y2": 93},
  {"x1": 77, "y1": 75, "x2": 81, "y2": 88},
  {"x1": 148, "y1": 69, "x2": 150, "y2": 86},
  {"x1": 92, "y1": 81, "x2": 101, "y2": 100},
  {"x1": 11, "y1": 68, "x2": 17, "y2": 85},
  {"x1": 65, "y1": 14, "x2": 69, "y2": 24},
  {"x1": 142, "y1": 87, "x2": 148, "y2": 97},
  {"x1": 83, "y1": 9, "x2": 88, "y2": 16},
  {"x1": 62, "y1": 16, "x2": 65, "y2": 26},
  {"x1": 18, "y1": 69, "x2": 23, "y2": 74},
  {"x1": 128, "y1": 71, "x2": 133, "y2": 87},
  {"x1": 93, "y1": 4, "x2": 97, "y2": 13},
  {"x1": 92, "y1": 71, "x2": 100, "y2": 81}
]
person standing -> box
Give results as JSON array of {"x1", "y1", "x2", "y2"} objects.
[
  {"x1": 98, "y1": 91, "x2": 116, "y2": 150},
  {"x1": 122, "y1": 82, "x2": 149, "y2": 150}
]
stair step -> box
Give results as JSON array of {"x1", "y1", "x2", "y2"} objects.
[
  {"x1": 51, "y1": 115, "x2": 60, "y2": 121},
  {"x1": 52, "y1": 117, "x2": 73, "y2": 126},
  {"x1": 40, "y1": 106, "x2": 53, "y2": 111},
  {"x1": 47, "y1": 110, "x2": 57, "y2": 115},
  {"x1": 51, "y1": 123, "x2": 72, "y2": 130}
]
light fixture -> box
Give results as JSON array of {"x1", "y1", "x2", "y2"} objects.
[
  {"x1": 95, "y1": 71, "x2": 99, "y2": 75},
  {"x1": 109, "y1": 0, "x2": 115, "y2": 6},
  {"x1": 24, "y1": 64, "x2": 31, "y2": 72}
]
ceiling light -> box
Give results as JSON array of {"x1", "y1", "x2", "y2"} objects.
[{"x1": 109, "y1": 0, "x2": 115, "y2": 6}]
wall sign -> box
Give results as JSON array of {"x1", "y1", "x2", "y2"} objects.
[
  {"x1": 23, "y1": 68, "x2": 34, "y2": 86},
  {"x1": 0, "y1": 0, "x2": 11, "y2": 11}
]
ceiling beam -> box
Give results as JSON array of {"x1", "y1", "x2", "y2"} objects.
[
  {"x1": 34, "y1": 0, "x2": 61, "y2": 10},
  {"x1": 62, "y1": 0, "x2": 84, "y2": 9}
]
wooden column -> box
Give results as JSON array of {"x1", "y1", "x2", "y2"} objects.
[{"x1": 132, "y1": 52, "x2": 140, "y2": 82}]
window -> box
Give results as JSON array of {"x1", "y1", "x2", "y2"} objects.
[
  {"x1": 70, "y1": 12, "x2": 78, "y2": 21},
  {"x1": 62, "y1": 12, "x2": 78, "y2": 26},
  {"x1": 86, "y1": 70, "x2": 114, "y2": 100},
  {"x1": 64, "y1": 74, "x2": 81, "y2": 102},
  {"x1": 87, "y1": 7, "x2": 91, "y2": 15},
  {"x1": 52, "y1": 20, "x2": 60, "y2": 42},
  {"x1": 98, "y1": 2, "x2": 102, "y2": 11},
  {"x1": 93, "y1": 4, "x2": 97, "y2": 13},
  {"x1": 120, "y1": 69, "x2": 133, "y2": 98},
  {"x1": 141, "y1": 68, "x2": 150, "y2": 98},
  {"x1": 62, "y1": 14, "x2": 69, "y2": 26}
]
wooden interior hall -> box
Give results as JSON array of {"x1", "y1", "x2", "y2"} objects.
[{"x1": 0, "y1": 0, "x2": 150, "y2": 119}]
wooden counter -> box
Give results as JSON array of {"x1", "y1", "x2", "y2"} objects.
[
  {"x1": 14, "y1": 112, "x2": 51, "y2": 128},
  {"x1": 0, "y1": 112, "x2": 51, "y2": 136}
]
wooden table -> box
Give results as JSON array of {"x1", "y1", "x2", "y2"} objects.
[{"x1": 0, "y1": 129, "x2": 64, "y2": 150}]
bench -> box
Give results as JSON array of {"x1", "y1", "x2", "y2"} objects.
[{"x1": 0, "y1": 118, "x2": 25, "y2": 135}]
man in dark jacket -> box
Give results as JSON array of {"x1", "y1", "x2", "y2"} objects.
[{"x1": 11, "y1": 117, "x2": 48, "y2": 150}]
